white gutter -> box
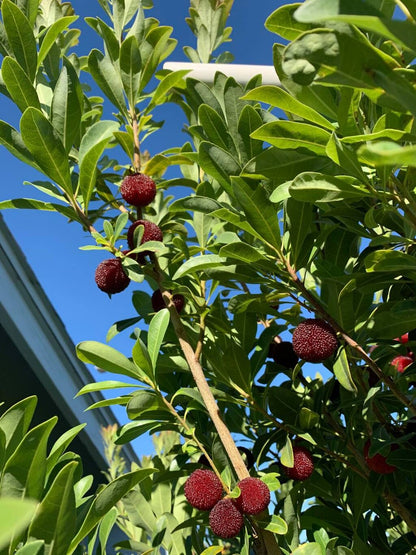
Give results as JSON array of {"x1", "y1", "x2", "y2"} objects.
[{"x1": 163, "y1": 62, "x2": 281, "y2": 86}]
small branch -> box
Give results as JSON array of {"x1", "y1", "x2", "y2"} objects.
[{"x1": 384, "y1": 490, "x2": 416, "y2": 535}]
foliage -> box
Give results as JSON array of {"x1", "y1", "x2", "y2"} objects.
[{"x1": 1, "y1": 0, "x2": 416, "y2": 553}]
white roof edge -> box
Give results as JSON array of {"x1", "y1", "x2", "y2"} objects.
[
  {"x1": 0, "y1": 215, "x2": 137, "y2": 469},
  {"x1": 163, "y1": 61, "x2": 281, "y2": 86}
]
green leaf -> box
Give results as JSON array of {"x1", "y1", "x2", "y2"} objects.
[
  {"x1": 358, "y1": 140, "x2": 416, "y2": 167},
  {"x1": 0, "y1": 417, "x2": 57, "y2": 500},
  {"x1": 299, "y1": 407, "x2": 320, "y2": 430},
  {"x1": 280, "y1": 435, "x2": 294, "y2": 467},
  {"x1": 257, "y1": 514, "x2": 288, "y2": 535},
  {"x1": 243, "y1": 85, "x2": 334, "y2": 131},
  {"x1": 46, "y1": 424, "x2": 86, "y2": 473},
  {"x1": 387, "y1": 448, "x2": 416, "y2": 469},
  {"x1": 78, "y1": 120, "x2": 119, "y2": 209},
  {"x1": 237, "y1": 104, "x2": 264, "y2": 160},
  {"x1": 37, "y1": 16, "x2": 78, "y2": 69},
  {"x1": 88, "y1": 49, "x2": 127, "y2": 115},
  {"x1": 368, "y1": 301, "x2": 416, "y2": 339},
  {"x1": 0, "y1": 199, "x2": 76, "y2": 220},
  {"x1": 198, "y1": 141, "x2": 241, "y2": 194},
  {"x1": 68, "y1": 469, "x2": 157, "y2": 553},
  {"x1": 139, "y1": 26, "x2": 176, "y2": 91},
  {"x1": 268, "y1": 387, "x2": 301, "y2": 425},
  {"x1": 2, "y1": 0, "x2": 37, "y2": 81},
  {"x1": 2, "y1": 56, "x2": 40, "y2": 112},
  {"x1": 251, "y1": 121, "x2": 331, "y2": 156},
  {"x1": 51, "y1": 61, "x2": 83, "y2": 153},
  {"x1": 97, "y1": 507, "x2": 118, "y2": 555},
  {"x1": 172, "y1": 254, "x2": 226, "y2": 280},
  {"x1": 284, "y1": 198, "x2": 313, "y2": 267},
  {"x1": 365, "y1": 250, "x2": 416, "y2": 273},
  {"x1": 0, "y1": 498, "x2": 38, "y2": 550},
  {"x1": 76, "y1": 380, "x2": 140, "y2": 397},
  {"x1": 200, "y1": 547, "x2": 224, "y2": 555},
  {"x1": 333, "y1": 346, "x2": 357, "y2": 393},
  {"x1": 219, "y1": 241, "x2": 267, "y2": 263},
  {"x1": 76, "y1": 341, "x2": 143, "y2": 381},
  {"x1": 28, "y1": 462, "x2": 77, "y2": 554},
  {"x1": 127, "y1": 390, "x2": 165, "y2": 419},
  {"x1": 132, "y1": 337, "x2": 154, "y2": 382},
  {"x1": 0, "y1": 396, "x2": 37, "y2": 463},
  {"x1": 198, "y1": 104, "x2": 236, "y2": 154},
  {"x1": 265, "y1": 3, "x2": 314, "y2": 40},
  {"x1": 289, "y1": 172, "x2": 371, "y2": 202},
  {"x1": 0, "y1": 120, "x2": 38, "y2": 169},
  {"x1": 148, "y1": 308, "x2": 170, "y2": 369},
  {"x1": 291, "y1": 544, "x2": 323, "y2": 555},
  {"x1": 231, "y1": 176, "x2": 281, "y2": 249},
  {"x1": 145, "y1": 69, "x2": 189, "y2": 112},
  {"x1": 119, "y1": 35, "x2": 142, "y2": 106},
  {"x1": 20, "y1": 108, "x2": 72, "y2": 194},
  {"x1": 15, "y1": 540, "x2": 45, "y2": 555}
]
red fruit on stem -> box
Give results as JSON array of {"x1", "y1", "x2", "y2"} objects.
[
  {"x1": 292, "y1": 319, "x2": 338, "y2": 363},
  {"x1": 151, "y1": 289, "x2": 185, "y2": 313},
  {"x1": 282, "y1": 446, "x2": 314, "y2": 481},
  {"x1": 184, "y1": 469, "x2": 223, "y2": 511},
  {"x1": 364, "y1": 440, "x2": 397, "y2": 474},
  {"x1": 95, "y1": 258, "x2": 130, "y2": 294},
  {"x1": 120, "y1": 173, "x2": 156, "y2": 207},
  {"x1": 391, "y1": 355, "x2": 413, "y2": 373},
  {"x1": 233, "y1": 477, "x2": 270, "y2": 515},
  {"x1": 209, "y1": 498, "x2": 244, "y2": 539},
  {"x1": 127, "y1": 219, "x2": 163, "y2": 250}
]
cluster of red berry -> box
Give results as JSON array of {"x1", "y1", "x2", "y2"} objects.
[
  {"x1": 94, "y1": 173, "x2": 184, "y2": 312},
  {"x1": 184, "y1": 470, "x2": 270, "y2": 539}
]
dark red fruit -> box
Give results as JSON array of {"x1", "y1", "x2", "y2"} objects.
[
  {"x1": 95, "y1": 258, "x2": 130, "y2": 294},
  {"x1": 364, "y1": 440, "x2": 397, "y2": 474},
  {"x1": 120, "y1": 173, "x2": 156, "y2": 207},
  {"x1": 391, "y1": 355, "x2": 414, "y2": 373},
  {"x1": 268, "y1": 340, "x2": 299, "y2": 369},
  {"x1": 209, "y1": 498, "x2": 244, "y2": 539},
  {"x1": 184, "y1": 469, "x2": 223, "y2": 511},
  {"x1": 127, "y1": 219, "x2": 163, "y2": 250},
  {"x1": 292, "y1": 319, "x2": 338, "y2": 363},
  {"x1": 233, "y1": 477, "x2": 270, "y2": 515},
  {"x1": 151, "y1": 289, "x2": 185, "y2": 314},
  {"x1": 282, "y1": 446, "x2": 314, "y2": 481}
]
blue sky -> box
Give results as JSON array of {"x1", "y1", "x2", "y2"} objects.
[{"x1": 0, "y1": 0, "x2": 284, "y2": 455}]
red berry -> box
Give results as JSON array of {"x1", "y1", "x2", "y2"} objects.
[
  {"x1": 391, "y1": 355, "x2": 413, "y2": 373},
  {"x1": 209, "y1": 498, "x2": 244, "y2": 539},
  {"x1": 292, "y1": 319, "x2": 338, "y2": 363},
  {"x1": 127, "y1": 219, "x2": 163, "y2": 251},
  {"x1": 268, "y1": 340, "x2": 299, "y2": 369},
  {"x1": 120, "y1": 173, "x2": 156, "y2": 207},
  {"x1": 95, "y1": 258, "x2": 130, "y2": 294},
  {"x1": 151, "y1": 289, "x2": 185, "y2": 313},
  {"x1": 184, "y1": 469, "x2": 223, "y2": 511},
  {"x1": 282, "y1": 446, "x2": 314, "y2": 481},
  {"x1": 395, "y1": 333, "x2": 409, "y2": 344},
  {"x1": 364, "y1": 440, "x2": 397, "y2": 474},
  {"x1": 233, "y1": 477, "x2": 270, "y2": 515}
]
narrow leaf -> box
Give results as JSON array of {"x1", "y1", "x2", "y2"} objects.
[
  {"x1": 333, "y1": 346, "x2": 357, "y2": 393},
  {"x1": 148, "y1": 309, "x2": 170, "y2": 369},
  {"x1": 2, "y1": 56, "x2": 40, "y2": 112}
]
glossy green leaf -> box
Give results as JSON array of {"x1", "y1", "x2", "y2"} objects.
[
  {"x1": 0, "y1": 417, "x2": 57, "y2": 500},
  {"x1": 0, "y1": 498, "x2": 38, "y2": 550},
  {"x1": 2, "y1": 56, "x2": 40, "y2": 112},
  {"x1": 173, "y1": 254, "x2": 226, "y2": 280},
  {"x1": 76, "y1": 341, "x2": 143, "y2": 381},
  {"x1": 2, "y1": 0, "x2": 37, "y2": 81},
  {"x1": 0, "y1": 396, "x2": 37, "y2": 461},
  {"x1": 231, "y1": 177, "x2": 281, "y2": 249},
  {"x1": 97, "y1": 507, "x2": 118, "y2": 555},
  {"x1": 78, "y1": 120, "x2": 119, "y2": 209},
  {"x1": 291, "y1": 544, "x2": 322, "y2": 555},
  {"x1": 145, "y1": 69, "x2": 189, "y2": 112},
  {"x1": 132, "y1": 337, "x2": 154, "y2": 382},
  {"x1": 219, "y1": 241, "x2": 267, "y2": 263},
  {"x1": 119, "y1": 35, "x2": 141, "y2": 106},
  {"x1": 200, "y1": 547, "x2": 223, "y2": 555},
  {"x1": 88, "y1": 49, "x2": 127, "y2": 115},
  {"x1": 252, "y1": 121, "x2": 330, "y2": 156},
  {"x1": 243, "y1": 85, "x2": 334, "y2": 130},
  {"x1": 127, "y1": 390, "x2": 165, "y2": 419},
  {"x1": 326, "y1": 133, "x2": 367, "y2": 181},
  {"x1": 268, "y1": 387, "x2": 300, "y2": 425},
  {"x1": 15, "y1": 540, "x2": 45, "y2": 555},
  {"x1": 237, "y1": 104, "x2": 264, "y2": 160},
  {"x1": 85, "y1": 17, "x2": 120, "y2": 62},
  {"x1": 139, "y1": 26, "x2": 176, "y2": 91},
  {"x1": 28, "y1": 462, "x2": 77, "y2": 554},
  {"x1": 285, "y1": 198, "x2": 313, "y2": 267},
  {"x1": 148, "y1": 308, "x2": 170, "y2": 369},
  {"x1": 198, "y1": 141, "x2": 241, "y2": 194},
  {"x1": 198, "y1": 104, "x2": 235, "y2": 154},
  {"x1": 365, "y1": 250, "x2": 416, "y2": 272},
  {"x1": 280, "y1": 435, "x2": 294, "y2": 467},
  {"x1": 46, "y1": 424, "x2": 86, "y2": 474},
  {"x1": 368, "y1": 301, "x2": 416, "y2": 339},
  {"x1": 257, "y1": 514, "x2": 288, "y2": 535},
  {"x1": 51, "y1": 61, "x2": 83, "y2": 153},
  {"x1": 333, "y1": 346, "x2": 357, "y2": 393},
  {"x1": 289, "y1": 172, "x2": 371, "y2": 202},
  {"x1": 20, "y1": 108, "x2": 72, "y2": 194},
  {"x1": 265, "y1": 3, "x2": 314, "y2": 40},
  {"x1": 358, "y1": 140, "x2": 416, "y2": 167},
  {"x1": 68, "y1": 469, "x2": 157, "y2": 553},
  {"x1": 0, "y1": 199, "x2": 76, "y2": 220},
  {"x1": 37, "y1": 16, "x2": 78, "y2": 69},
  {"x1": 0, "y1": 120, "x2": 38, "y2": 169}
]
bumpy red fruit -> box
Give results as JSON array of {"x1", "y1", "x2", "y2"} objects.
[
  {"x1": 209, "y1": 498, "x2": 244, "y2": 539},
  {"x1": 268, "y1": 340, "x2": 299, "y2": 369},
  {"x1": 120, "y1": 173, "x2": 156, "y2": 207},
  {"x1": 391, "y1": 355, "x2": 414, "y2": 373},
  {"x1": 95, "y1": 258, "x2": 130, "y2": 294},
  {"x1": 127, "y1": 220, "x2": 163, "y2": 250},
  {"x1": 151, "y1": 289, "x2": 185, "y2": 313},
  {"x1": 282, "y1": 446, "x2": 314, "y2": 481},
  {"x1": 292, "y1": 319, "x2": 338, "y2": 363},
  {"x1": 233, "y1": 477, "x2": 270, "y2": 515},
  {"x1": 364, "y1": 440, "x2": 397, "y2": 474},
  {"x1": 184, "y1": 469, "x2": 223, "y2": 511}
]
